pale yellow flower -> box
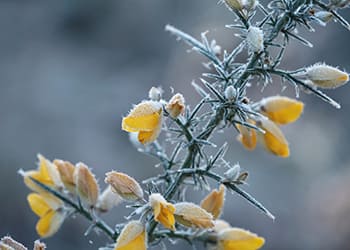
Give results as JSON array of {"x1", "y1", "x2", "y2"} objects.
[
  {"x1": 259, "y1": 96, "x2": 304, "y2": 125},
  {"x1": 174, "y1": 202, "x2": 214, "y2": 228},
  {"x1": 20, "y1": 154, "x2": 63, "y2": 193},
  {"x1": 114, "y1": 221, "x2": 147, "y2": 250},
  {"x1": 236, "y1": 120, "x2": 257, "y2": 150},
  {"x1": 200, "y1": 184, "x2": 226, "y2": 219},
  {"x1": 105, "y1": 171, "x2": 143, "y2": 201},
  {"x1": 217, "y1": 227, "x2": 265, "y2": 250},
  {"x1": 149, "y1": 193, "x2": 176, "y2": 230},
  {"x1": 54, "y1": 159, "x2": 76, "y2": 194},
  {"x1": 257, "y1": 119, "x2": 289, "y2": 157},
  {"x1": 74, "y1": 163, "x2": 100, "y2": 207},
  {"x1": 122, "y1": 100, "x2": 163, "y2": 144},
  {"x1": 27, "y1": 192, "x2": 65, "y2": 238}
]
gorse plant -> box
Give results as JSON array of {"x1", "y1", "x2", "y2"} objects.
[{"x1": 14, "y1": 0, "x2": 350, "y2": 249}]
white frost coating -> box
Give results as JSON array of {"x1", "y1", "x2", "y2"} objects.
[{"x1": 246, "y1": 26, "x2": 264, "y2": 53}]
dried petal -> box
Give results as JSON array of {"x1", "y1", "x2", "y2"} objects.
[
  {"x1": 166, "y1": 93, "x2": 185, "y2": 119},
  {"x1": 259, "y1": 96, "x2": 304, "y2": 125},
  {"x1": 149, "y1": 193, "x2": 176, "y2": 230},
  {"x1": 54, "y1": 159, "x2": 76, "y2": 194},
  {"x1": 217, "y1": 227, "x2": 265, "y2": 250},
  {"x1": 105, "y1": 171, "x2": 143, "y2": 201},
  {"x1": 74, "y1": 163, "x2": 100, "y2": 207},
  {"x1": 114, "y1": 221, "x2": 147, "y2": 250},
  {"x1": 174, "y1": 202, "x2": 214, "y2": 228},
  {"x1": 200, "y1": 184, "x2": 226, "y2": 219}
]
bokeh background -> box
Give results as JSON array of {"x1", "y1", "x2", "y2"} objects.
[{"x1": 1, "y1": 0, "x2": 350, "y2": 249}]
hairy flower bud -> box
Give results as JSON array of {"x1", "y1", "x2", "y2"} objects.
[
  {"x1": 305, "y1": 63, "x2": 349, "y2": 89},
  {"x1": 224, "y1": 0, "x2": 243, "y2": 11},
  {"x1": 224, "y1": 163, "x2": 241, "y2": 181},
  {"x1": 243, "y1": 0, "x2": 257, "y2": 12},
  {"x1": 33, "y1": 240, "x2": 46, "y2": 250},
  {"x1": 96, "y1": 186, "x2": 123, "y2": 213},
  {"x1": 224, "y1": 86, "x2": 237, "y2": 101},
  {"x1": 246, "y1": 26, "x2": 264, "y2": 53},
  {"x1": 105, "y1": 171, "x2": 143, "y2": 201},
  {"x1": 313, "y1": 11, "x2": 333, "y2": 24},
  {"x1": 174, "y1": 202, "x2": 214, "y2": 228},
  {"x1": 166, "y1": 93, "x2": 185, "y2": 118},
  {"x1": 74, "y1": 163, "x2": 99, "y2": 207},
  {"x1": 148, "y1": 87, "x2": 162, "y2": 101}
]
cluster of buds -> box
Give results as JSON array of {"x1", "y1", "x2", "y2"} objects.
[{"x1": 122, "y1": 87, "x2": 185, "y2": 145}]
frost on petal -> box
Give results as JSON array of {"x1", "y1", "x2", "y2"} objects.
[
  {"x1": 217, "y1": 227, "x2": 265, "y2": 250},
  {"x1": 259, "y1": 96, "x2": 304, "y2": 125},
  {"x1": 114, "y1": 221, "x2": 147, "y2": 250},
  {"x1": 149, "y1": 193, "x2": 176, "y2": 230},
  {"x1": 54, "y1": 159, "x2": 76, "y2": 194},
  {"x1": 200, "y1": 184, "x2": 226, "y2": 219},
  {"x1": 174, "y1": 202, "x2": 214, "y2": 228},
  {"x1": 246, "y1": 26, "x2": 264, "y2": 53},
  {"x1": 306, "y1": 63, "x2": 349, "y2": 89},
  {"x1": 105, "y1": 171, "x2": 143, "y2": 201},
  {"x1": 166, "y1": 93, "x2": 185, "y2": 119}
]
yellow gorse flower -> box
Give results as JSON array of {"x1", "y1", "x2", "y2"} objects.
[
  {"x1": 236, "y1": 120, "x2": 257, "y2": 151},
  {"x1": 20, "y1": 154, "x2": 63, "y2": 193},
  {"x1": 149, "y1": 193, "x2": 176, "y2": 230},
  {"x1": 200, "y1": 184, "x2": 226, "y2": 219},
  {"x1": 122, "y1": 100, "x2": 163, "y2": 144},
  {"x1": 259, "y1": 96, "x2": 304, "y2": 125},
  {"x1": 174, "y1": 202, "x2": 214, "y2": 228},
  {"x1": 257, "y1": 119, "x2": 289, "y2": 158},
  {"x1": 217, "y1": 227, "x2": 265, "y2": 250},
  {"x1": 114, "y1": 221, "x2": 147, "y2": 250},
  {"x1": 27, "y1": 192, "x2": 65, "y2": 238}
]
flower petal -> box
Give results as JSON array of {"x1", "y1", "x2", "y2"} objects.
[{"x1": 36, "y1": 210, "x2": 65, "y2": 238}]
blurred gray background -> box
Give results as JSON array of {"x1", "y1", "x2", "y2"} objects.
[{"x1": 1, "y1": 0, "x2": 350, "y2": 249}]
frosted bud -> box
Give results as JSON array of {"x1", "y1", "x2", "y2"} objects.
[
  {"x1": 96, "y1": 186, "x2": 123, "y2": 213},
  {"x1": 331, "y1": 0, "x2": 350, "y2": 8},
  {"x1": 148, "y1": 87, "x2": 162, "y2": 101},
  {"x1": 211, "y1": 40, "x2": 221, "y2": 55},
  {"x1": 166, "y1": 93, "x2": 185, "y2": 118},
  {"x1": 224, "y1": 86, "x2": 237, "y2": 101},
  {"x1": 224, "y1": 0, "x2": 243, "y2": 11},
  {"x1": 242, "y1": 0, "x2": 257, "y2": 12},
  {"x1": 314, "y1": 11, "x2": 333, "y2": 24},
  {"x1": 246, "y1": 26, "x2": 264, "y2": 53},
  {"x1": 305, "y1": 63, "x2": 349, "y2": 89},
  {"x1": 224, "y1": 163, "x2": 241, "y2": 181}
]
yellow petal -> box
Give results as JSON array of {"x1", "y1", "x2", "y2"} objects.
[
  {"x1": 54, "y1": 159, "x2": 76, "y2": 194},
  {"x1": 137, "y1": 123, "x2": 162, "y2": 144},
  {"x1": 114, "y1": 221, "x2": 147, "y2": 250},
  {"x1": 149, "y1": 193, "x2": 176, "y2": 230},
  {"x1": 258, "y1": 119, "x2": 289, "y2": 157},
  {"x1": 36, "y1": 210, "x2": 65, "y2": 238},
  {"x1": 217, "y1": 227, "x2": 265, "y2": 250},
  {"x1": 236, "y1": 121, "x2": 257, "y2": 150},
  {"x1": 260, "y1": 96, "x2": 304, "y2": 125},
  {"x1": 174, "y1": 202, "x2": 214, "y2": 228},
  {"x1": 27, "y1": 193, "x2": 51, "y2": 217},
  {"x1": 200, "y1": 184, "x2": 226, "y2": 219}
]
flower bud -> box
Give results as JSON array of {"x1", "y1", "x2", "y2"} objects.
[
  {"x1": 224, "y1": 0, "x2": 243, "y2": 11},
  {"x1": 0, "y1": 236, "x2": 27, "y2": 250},
  {"x1": 224, "y1": 86, "x2": 237, "y2": 101},
  {"x1": 74, "y1": 162, "x2": 99, "y2": 207},
  {"x1": 114, "y1": 221, "x2": 147, "y2": 250},
  {"x1": 200, "y1": 184, "x2": 226, "y2": 219},
  {"x1": 331, "y1": 0, "x2": 350, "y2": 8},
  {"x1": 259, "y1": 96, "x2": 304, "y2": 125},
  {"x1": 243, "y1": 0, "x2": 257, "y2": 12},
  {"x1": 313, "y1": 11, "x2": 333, "y2": 24},
  {"x1": 305, "y1": 63, "x2": 349, "y2": 89},
  {"x1": 33, "y1": 240, "x2": 46, "y2": 250},
  {"x1": 246, "y1": 26, "x2": 264, "y2": 53},
  {"x1": 54, "y1": 159, "x2": 76, "y2": 194},
  {"x1": 166, "y1": 93, "x2": 185, "y2": 119},
  {"x1": 174, "y1": 202, "x2": 214, "y2": 228},
  {"x1": 96, "y1": 186, "x2": 123, "y2": 213},
  {"x1": 224, "y1": 164, "x2": 241, "y2": 181},
  {"x1": 105, "y1": 171, "x2": 143, "y2": 201},
  {"x1": 148, "y1": 87, "x2": 162, "y2": 101}
]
